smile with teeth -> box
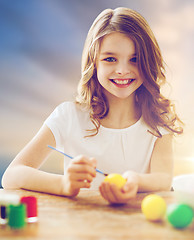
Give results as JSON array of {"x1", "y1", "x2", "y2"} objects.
[{"x1": 111, "y1": 79, "x2": 135, "y2": 85}]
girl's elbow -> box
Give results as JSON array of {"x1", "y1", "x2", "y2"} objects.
[
  {"x1": 1, "y1": 169, "x2": 18, "y2": 190},
  {"x1": 161, "y1": 175, "x2": 173, "y2": 191},
  {"x1": 162, "y1": 184, "x2": 172, "y2": 191},
  {"x1": 1, "y1": 173, "x2": 10, "y2": 189}
]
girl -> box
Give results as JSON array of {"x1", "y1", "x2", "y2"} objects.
[{"x1": 2, "y1": 7, "x2": 183, "y2": 204}]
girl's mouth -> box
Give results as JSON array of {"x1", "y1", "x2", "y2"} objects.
[{"x1": 110, "y1": 78, "x2": 135, "y2": 86}]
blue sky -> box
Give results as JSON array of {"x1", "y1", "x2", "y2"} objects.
[{"x1": 0, "y1": 0, "x2": 194, "y2": 184}]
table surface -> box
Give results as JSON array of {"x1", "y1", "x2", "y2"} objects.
[{"x1": 0, "y1": 189, "x2": 194, "y2": 240}]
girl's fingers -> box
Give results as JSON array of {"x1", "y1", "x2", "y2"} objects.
[
  {"x1": 122, "y1": 181, "x2": 137, "y2": 193},
  {"x1": 68, "y1": 179, "x2": 91, "y2": 189},
  {"x1": 100, "y1": 182, "x2": 118, "y2": 203},
  {"x1": 69, "y1": 155, "x2": 97, "y2": 176},
  {"x1": 109, "y1": 183, "x2": 137, "y2": 203},
  {"x1": 62, "y1": 156, "x2": 97, "y2": 196},
  {"x1": 67, "y1": 162, "x2": 96, "y2": 177},
  {"x1": 108, "y1": 184, "x2": 122, "y2": 203},
  {"x1": 99, "y1": 185, "x2": 110, "y2": 202},
  {"x1": 72, "y1": 155, "x2": 97, "y2": 168},
  {"x1": 69, "y1": 173, "x2": 94, "y2": 183},
  {"x1": 100, "y1": 181, "x2": 138, "y2": 204},
  {"x1": 99, "y1": 182, "x2": 108, "y2": 199},
  {"x1": 70, "y1": 165, "x2": 96, "y2": 177},
  {"x1": 89, "y1": 157, "x2": 97, "y2": 168}
]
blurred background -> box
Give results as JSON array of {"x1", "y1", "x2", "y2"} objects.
[{"x1": 1, "y1": 0, "x2": 194, "y2": 188}]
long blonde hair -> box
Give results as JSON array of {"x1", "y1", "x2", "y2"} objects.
[{"x1": 76, "y1": 7, "x2": 183, "y2": 137}]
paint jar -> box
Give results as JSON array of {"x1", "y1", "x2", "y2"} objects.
[
  {"x1": 8, "y1": 204, "x2": 26, "y2": 229},
  {"x1": 20, "y1": 196, "x2": 38, "y2": 223},
  {"x1": 0, "y1": 194, "x2": 20, "y2": 224}
]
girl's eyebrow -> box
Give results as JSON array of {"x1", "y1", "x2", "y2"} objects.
[
  {"x1": 100, "y1": 51, "x2": 116, "y2": 56},
  {"x1": 100, "y1": 52, "x2": 137, "y2": 57}
]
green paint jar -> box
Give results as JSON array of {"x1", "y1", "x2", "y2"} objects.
[{"x1": 8, "y1": 204, "x2": 26, "y2": 229}]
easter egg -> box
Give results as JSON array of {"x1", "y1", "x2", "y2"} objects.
[
  {"x1": 141, "y1": 194, "x2": 167, "y2": 221},
  {"x1": 104, "y1": 173, "x2": 127, "y2": 189},
  {"x1": 167, "y1": 203, "x2": 193, "y2": 229}
]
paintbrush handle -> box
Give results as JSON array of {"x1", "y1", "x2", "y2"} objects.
[
  {"x1": 48, "y1": 145, "x2": 107, "y2": 176},
  {"x1": 48, "y1": 145, "x2": 73, "y2": 159}
]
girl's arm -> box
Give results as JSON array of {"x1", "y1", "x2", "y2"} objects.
[
  {"x1": 136, "y1": 133, "x2": 173, "y2": 192},
  {"x1": 2, "y1": 125, "x2": 96, "y2": 197},
  {"x1": 99, "y1": 134, "x2": 174, "y2": 203}
]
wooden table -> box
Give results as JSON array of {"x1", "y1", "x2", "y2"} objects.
[{"x1": 0, "y1": 189, "x2": 194, "y2": 240}]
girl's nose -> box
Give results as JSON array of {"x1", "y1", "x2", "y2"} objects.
[{"x1": 115, "y1": 62, "x2": 131, "y2": 76}]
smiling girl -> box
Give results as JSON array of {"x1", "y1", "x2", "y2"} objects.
[{"x1": 2, "y1": 7, "x2": 183, "y2": 204}]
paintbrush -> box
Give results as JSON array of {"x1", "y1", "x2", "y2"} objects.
[{"x1": 48, "y1": 145, "x2": 108, "y2": 176}]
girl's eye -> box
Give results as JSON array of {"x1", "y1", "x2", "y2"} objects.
[
  {"x1": 130, "y1": 57, "x2": 137, "y2": 63},
  {"x1": 104, "y1": 57, "x2": 116, "y2": 62}
]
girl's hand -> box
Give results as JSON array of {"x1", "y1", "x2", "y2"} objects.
[
  {"x1": 61, "y1": 155, "x2": 97, "y2": 197},
  {"x1": 99, "y1": 171, "x2": 139, "y2": 204}
]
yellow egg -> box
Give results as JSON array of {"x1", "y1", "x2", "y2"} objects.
[
  {"x1": 141, "y1": 194, "x2": 167, "y2": 221},
  {"x1": 104, "y1": 173, "x2": 127, "y2": 189}
]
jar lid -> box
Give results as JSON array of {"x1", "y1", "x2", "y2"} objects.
[{"x1": 0, "y1": 194, "x2": 20, "y2": 205}]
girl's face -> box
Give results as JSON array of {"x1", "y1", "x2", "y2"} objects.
[{"x1": 96, "y1": 32, "x2": 143, "y2": 100}]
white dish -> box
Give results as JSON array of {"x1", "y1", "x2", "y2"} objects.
[{"x1": 172, "y1": 174, "x2": 194, "y2": 208}]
